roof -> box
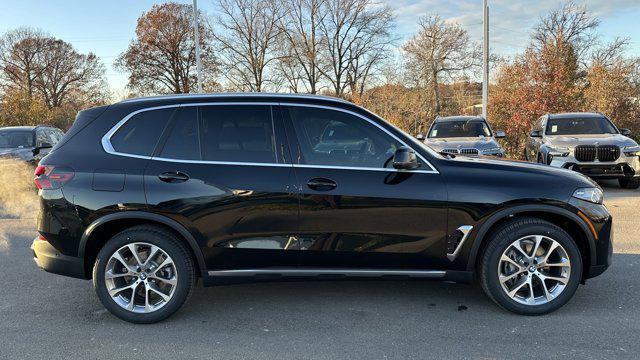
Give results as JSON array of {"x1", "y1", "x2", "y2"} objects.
[
  {"x1": 434, "y1": 115, "x2": 486, "y2": 123},
  {"x1": 548, "y1": 112, "x2": 605, "y2": 119},
  {"x1": 118, "y1": 92, "x2": 351, "y2": 106},
  {"x1": 0, "y1": 126, "x2": 37, "y2": 131}
]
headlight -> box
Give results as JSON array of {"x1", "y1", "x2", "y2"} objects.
[
  {"x1": 481, "y1": 147, "x2": 502, "y2": 154},
  {"x1": 623, "y1": 145, "x2": 640, "y2": 157},
  {"x1": 548, "y1": 146, "x2": 570, "y2": 157},
  {"x1": 572, "y1": 187, "x2": 603, "y2": 204}
]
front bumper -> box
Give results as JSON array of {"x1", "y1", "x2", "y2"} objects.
[
  {"x1": 31, "y1": 237, "x2": 86, "y2": 279},
  {"x1": 549, "y1": 154, "x2": 640, "y2": 179}
]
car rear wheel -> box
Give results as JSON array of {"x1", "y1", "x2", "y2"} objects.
[
  {"x1": 618, "y1": 178, "x2": 640, "y2": 189},
  {"x1": 479, "y1": 217, "x2": 582, "y2": 315},
  {"x1": 92, "y1": 225, "x2": 196, "y2": 323}
]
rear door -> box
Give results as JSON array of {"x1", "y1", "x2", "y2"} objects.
[
  {"x1": 282, "y1": 104, "x2": 448, "y2": 270},
  {"x1": 144, "y1": 103, "x2": 300, "y2": 271}
]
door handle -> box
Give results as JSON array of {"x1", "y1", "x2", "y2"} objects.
[
  {"x1": 307, "y1": 177, "x2": 337, "y2": 191},
  {"x1": 158, "y1": 171, "x2": 190, "y2": 183}
]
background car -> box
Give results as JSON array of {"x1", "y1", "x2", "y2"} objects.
[
  {"x1": 423, "y1": 116, "x2": 506, "y2": 157},
  {"x1": 524, "y1": 112, "x2": 640, "y2": 189},
  {"x1": 0, "y1": 125, "x2": 64, "y2": 164}
]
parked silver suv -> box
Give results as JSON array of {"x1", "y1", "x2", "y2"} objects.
[
  {"x1": 423, "y1": 116, "x2": 505, "y2": 157},
  {"x1": 524, "y1": 112, "x2": 640, "y2": 189}
]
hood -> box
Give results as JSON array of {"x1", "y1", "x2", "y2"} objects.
[
  {"x1": 0, "y1": 147, "x2": 35, "y2": 161},
  {"x1": 424, "y1": 137, "x2": 500, "y2": 151},
  {"x1": 546, "y1": 134, "x2": 638, "y2": 148},
  {"x1": 448, "y1": 154, "x2": 598, "y2": 188}
]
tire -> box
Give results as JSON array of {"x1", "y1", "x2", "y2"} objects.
[
  {"x1": 479, "y1": 217, "x2": 582, "y2": 315},
  {"x1": 618, "y1": 178, "x2": 640, "y2": 189},
  {"x1": 92, "y1": 225, "x2": 196, "y2": 323}
]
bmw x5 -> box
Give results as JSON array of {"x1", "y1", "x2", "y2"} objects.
[{"x1": 32, "y1": 94, "x2": 612, "y2": 323}]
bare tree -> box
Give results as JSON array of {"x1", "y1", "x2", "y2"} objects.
[
  {"x1": 318, "y1": 0, "x2": 394, "y2": 98},
  {"x1": 0, "y1": 28, "x2": 107, "y2": 109},
  {"x1": 116, "y1": 2, "x2": 216, "y2": 94},
  {"x1": 34, "y1": 39, "x2": 106, "y2": 108},
  {"x1": 403, "y1": 15, "x2": 479, "y2": 114},
  {"x1": 273, "y1": 40, "x2": 306, "y2": 93},
  {"x1": 213, "y1": 0, "x2": 284, "y2": 92},
  {"x1": 533, "y1": 1, "x2": 599, "y2": 66},
  {"x1": 279, "y1": 0, "x2": 326, "y2": 94},
  {"x1": 0, "y1": 28, "x2": 49, "y2": 97}
]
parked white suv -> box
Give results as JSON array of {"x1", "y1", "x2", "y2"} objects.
[{"x1": 524, "y1": 112, "x2": 640, "y2": 189}]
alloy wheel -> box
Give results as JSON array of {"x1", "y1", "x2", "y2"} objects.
[
  {"x1": 105, "y1": 242, "x2": 178, "y2": 313},
  {"x1": 498, "y1": 235, "x2": 571, "y2": 305}
]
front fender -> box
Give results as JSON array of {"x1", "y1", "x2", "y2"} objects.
[{"x1": 464, "y1": 204, "x2": 597, "y2": 272}]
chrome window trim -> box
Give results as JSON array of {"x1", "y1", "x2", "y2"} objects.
[{"x1": 101, "y1": 101, "x2": 439, "y2": 174}]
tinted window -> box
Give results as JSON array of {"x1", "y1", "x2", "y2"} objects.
[
  {"x1": 429, "y1": 120, "x2": 491, "y2": 138},
  {"x1": 200, "y1": 105, "x2": 276, "y2": 163},
  {"x1": 110, "y1": 108, "x2": 174, "y2": 156},
  {"x1": 287, "y1": 106, "x2": 401, "y2": 168},
  {"x1": 546, "y1": 117, "x2": 618, "y2": 135},
  {"x1": 159, "y1": 107, "x2": 200, "y2": 160},
  {"x1": 0, "y1": 130, "x2": 34, "y2": 148}
]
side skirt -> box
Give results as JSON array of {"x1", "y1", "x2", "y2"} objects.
[{"x1": 201, "y1": 268, "x2": 473, "y2": 286}]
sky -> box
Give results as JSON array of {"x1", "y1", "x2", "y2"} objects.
[{"x1": 1, "y1": 0, "x2": 639, "y2": 95}]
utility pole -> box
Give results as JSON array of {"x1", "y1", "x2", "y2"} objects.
[
  {"x1": 482, "y1": 0, "x2": 489, "y2": 119},
  {"x1": 193, "y1": 0, "x2": 203, "y2": 93}
]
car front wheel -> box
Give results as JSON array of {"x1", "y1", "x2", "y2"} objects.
[
  {"x1": 479, "y1": 217, "x2": 582, "y2": 315},
  {"x1": 92, "y1": 225, "x2": 196, "y2": 323}
]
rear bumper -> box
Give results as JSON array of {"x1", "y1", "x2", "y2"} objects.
[{"x1": 31, "y1": 237, "x2": 87, "y2": 279}]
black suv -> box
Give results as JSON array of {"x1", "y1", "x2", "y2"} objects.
[
  {"x1": 33, "y1": 94, "x2": 612, "y2": 323},
  {"x1": 0, "y1": 125, "x2": 64, "y2": 163}
]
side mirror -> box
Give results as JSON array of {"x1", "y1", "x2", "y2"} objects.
[
  {"x1": 33, "y1": 142, "x2": 53, "y2": 155},
  {"x1": 393, "y1": 146, "x2": 420, "y2": 170},
  {"x1": 416, "y1": 133, "x2": 426, "y2": 141},
  {"x1": 530, "y1": 130, "x2": 542, "y2": 138},
  {"x1": 621, "y1": 128, "x2": 631, "y2": 136},
  {"x1": 495, "y1": 130, "x2": 506, "y2": 139}
]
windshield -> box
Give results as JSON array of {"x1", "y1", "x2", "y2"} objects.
[
  {"x1": 428, "y1": 120, "x2": 491, "y2": 138},
  {"x1": 546, "y1": 117, "x2": 618, "y2": 135},
  {"x1": 0, "y1": 130, "x2": 34, "y2": 148}
]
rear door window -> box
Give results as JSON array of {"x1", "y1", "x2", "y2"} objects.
[
  {"x1": 110, "y1": 108, "x2": 174, "y2": 156},
  {"x1": 158, "y1": 106, "x2": 200, "y2": 160},
  {"x1": 199, "y1": 105, "x2": 276, "y2": 163}
]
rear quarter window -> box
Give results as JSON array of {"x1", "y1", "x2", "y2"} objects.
[{"x1": 110, "y1": 108, "x2": 175, "y2": 156}]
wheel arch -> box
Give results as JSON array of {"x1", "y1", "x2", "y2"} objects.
[
  {"x1": 79, "y1": 211, "x2": 206, "y2": 279},
  {"x1": 466, "y1": 204, "x2": 596, "y2": 278}
]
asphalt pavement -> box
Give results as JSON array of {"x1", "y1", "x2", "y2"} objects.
[{"x1": 0, "y1": 180, "x2": 638, "y2": 360}]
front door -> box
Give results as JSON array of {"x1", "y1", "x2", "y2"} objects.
[
  {"x1": 281, "y1": 105, "x2": 449, "y2": 270},
  {"x1": 144, "y1": 104, "x2": 300, "y2": 271}
]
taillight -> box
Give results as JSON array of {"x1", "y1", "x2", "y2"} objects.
[{"x1": 34, "y1": 165, "x2": 74, "y2": 190}]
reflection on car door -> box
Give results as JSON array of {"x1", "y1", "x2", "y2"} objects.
[
  {"x1": 282, "y1": 105, "x2": 449, "y2": 270},
  {"x1": 144, "y1": 104, "x2": 299, "y2": 271}
]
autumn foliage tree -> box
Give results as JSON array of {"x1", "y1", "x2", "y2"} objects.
[
  {"x1": 489, "y1": 1, "x2": 640, "y2": 157},
  {"x1": 116, "y1": 2, "x2": 217, "y2": 95},
  {"x1": 0, "y1": 27, "x2": 108, "y2": 129}
]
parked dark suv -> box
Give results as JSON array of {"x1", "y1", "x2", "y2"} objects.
[
  {"x1": 0, "y1": 125, "x2": 64, "y2": 163},
  {"x1": 33, "y1": 94, "x2": 612, "y2": 323}
]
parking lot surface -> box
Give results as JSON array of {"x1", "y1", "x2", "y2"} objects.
[{"x1": 0, "y1": 180, "x2": 638, "y2": 360}]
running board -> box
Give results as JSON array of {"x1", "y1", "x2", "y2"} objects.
[{"x1": 208, "y1": 268, "x2": 446, "y2": 278}]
